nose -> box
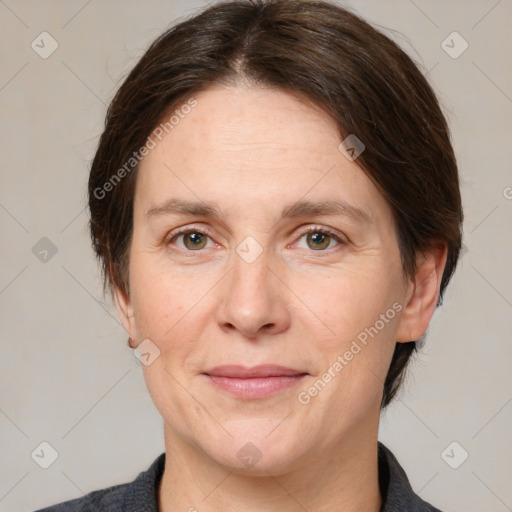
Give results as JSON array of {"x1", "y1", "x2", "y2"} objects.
[{"x1": 215, "y1": 248, "x2": 291, "y2": 339}]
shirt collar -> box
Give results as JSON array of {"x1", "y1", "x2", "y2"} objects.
[{"x1": 378, "y1": 442, "x2": 442, "y2": 511}]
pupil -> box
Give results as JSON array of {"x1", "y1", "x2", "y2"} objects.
[
  {"x1": 308, "y1": 232, "x2": 329, "y2": 250},
  {"x1": 185, "y1": 232, "x2": 205, "y2": 249}
]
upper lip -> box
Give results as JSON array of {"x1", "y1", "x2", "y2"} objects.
[{"x1": 203, "y1": 364, "x2": 307, "y2": 378}]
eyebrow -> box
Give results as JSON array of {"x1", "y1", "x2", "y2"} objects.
[{"x1": 145, "y1": 197, "x2": 373, "y2": 225}]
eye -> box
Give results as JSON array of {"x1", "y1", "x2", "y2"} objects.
[
  {"x1": 165, "y1": 225, "x2": 344, "y2": 254},
  {"x1": 166, "y1": 227, "x2": 215, "y2": 251},
  {"x1": 294, "y1": 226, "x2": 344, "y2": 251}
]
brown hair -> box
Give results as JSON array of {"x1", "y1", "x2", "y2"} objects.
[{"x1": 88, "y1": 0, "x2": 464, "y2": 407}]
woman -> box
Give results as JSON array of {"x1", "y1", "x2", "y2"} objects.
[{"x1": 36, "y1": 0, "x2": 463, "y2": 510}]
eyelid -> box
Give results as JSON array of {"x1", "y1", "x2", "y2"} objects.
[
  {"x1": 291, "y1": 224, "x2": 346, "y2": 250},
  {"x1": 294, "y1": 224, "x2": 345, "y2": 240},
  {"x1": 165, "y1": 223, "x2": 346, "y2": 251},
  {"x1": 165, "y1": 224, "x2": 217, "y2": 245}
]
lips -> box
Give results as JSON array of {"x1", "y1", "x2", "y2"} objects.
[
  {"x1": 202, "y1": 365, "x2": 308, "y2": 399},
  {"x1": 203, "y1": 364, "x2": 307, "y2": 378}
]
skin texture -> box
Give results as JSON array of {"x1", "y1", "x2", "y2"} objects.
[{"x1": 115, "y1": 84, "x2": 447, "y2": 512}]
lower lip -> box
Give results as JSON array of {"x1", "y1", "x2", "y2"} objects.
[{"x1": 205, "y1": 374, "x2": 307, "y2": 399}]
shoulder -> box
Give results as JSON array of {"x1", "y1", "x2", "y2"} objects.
[
  {"x1": 32, "y1": 452, "x2": 166, "y2": 512},
  {"x1": 378, "y1": 442, "x2": 444, "y2": 512},
  {"x1": 33, "y1": 482, "x2": 129, "y2": 512}
]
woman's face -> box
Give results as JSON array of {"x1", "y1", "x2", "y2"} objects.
[{"x1": 117, "y1": 84, "x2": 421, "y2": 473}]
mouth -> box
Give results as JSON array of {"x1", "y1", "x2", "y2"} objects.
[{"x1": 202, "y1": 364, "x2": 309, "y2": 399}]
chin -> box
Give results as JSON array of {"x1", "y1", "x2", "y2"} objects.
[{"x1": 196, "y1": 420, "x2": 313, "y2": 476}]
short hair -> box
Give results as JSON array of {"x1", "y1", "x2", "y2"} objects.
[{"x1": 88, "y1": 0, "x2": 464, "y2": 408}]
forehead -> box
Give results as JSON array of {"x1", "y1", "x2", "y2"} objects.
[
  {"x1": 173, "y1": 84, "x2": 340, "y2": 161},
  {"x1": 135, "y1": 84, "x2": 391, "y2": 226}
]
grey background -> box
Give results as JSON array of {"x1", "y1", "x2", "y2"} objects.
[{"x1": 1, "y1": 0, "x2": 511, "y2": 510}]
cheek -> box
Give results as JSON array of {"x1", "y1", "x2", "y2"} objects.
[
  {"x1": 129, "y1": 252, "x2": 190, "y2": 332},
  {"x1": 129, "y1": 261, "x2": 216, "y2": 367},
  {"x1": 131, "y1": 277, "x2": 171, "y2": 337},
  {"x1": 290, "y1": 265, "x2": 388, "y2": 335},
  {"x1": 290, "y1": 265, "x2": 400, "y2": 385}
]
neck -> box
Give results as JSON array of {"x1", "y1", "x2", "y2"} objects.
[{"x1": 158, "y1": 421, "x2": 382, "y2": 512}]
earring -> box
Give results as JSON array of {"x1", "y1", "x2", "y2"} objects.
[{"x1": 128, "y1": 337, "x2": 135, "y2": 348}]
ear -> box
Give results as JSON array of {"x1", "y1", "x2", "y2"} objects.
[
  {"x1": 114, "y1": 285, "x2": 137, "y2": 342},
  {"x1": 395, "y1": 243, "x2": 448, "y2": 343}
]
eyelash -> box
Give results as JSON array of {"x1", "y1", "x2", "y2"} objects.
[{"x1": 165, "y1": 224, "x2": 345, "y2": 254}]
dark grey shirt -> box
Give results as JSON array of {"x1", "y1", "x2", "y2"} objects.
[{"x1": 34, "y1": 442, "x2": 442, "y2": 511}]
